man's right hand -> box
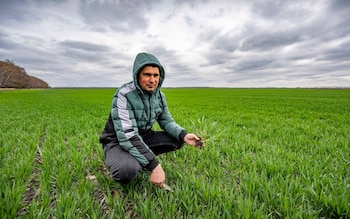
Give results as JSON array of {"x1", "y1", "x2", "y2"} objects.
[{"x1": 150, "y1": 164, "x2": 165, "y2": 187}]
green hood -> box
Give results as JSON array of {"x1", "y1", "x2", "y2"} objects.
[{"x1": 132, "y1": 52, "x2": 165, "y2": 93}]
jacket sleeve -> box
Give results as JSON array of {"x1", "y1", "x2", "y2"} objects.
[
  {"x1": 157, "y1": 92, "x2": 187, "y2": 141},
  {"x1": 111, "y1": 88, "x2": 159, "y2": 171}
]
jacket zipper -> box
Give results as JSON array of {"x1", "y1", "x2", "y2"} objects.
[
  {"x1": 146, "y1": 95, "x2": 152, "y2": 128},
  {"x1": 141, "y1": 94, "x2": 152, "y2": 129}
]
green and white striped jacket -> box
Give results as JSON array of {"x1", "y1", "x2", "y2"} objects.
[{"x1": 100, "y1": 53, "x2": 186, "y2": 170}]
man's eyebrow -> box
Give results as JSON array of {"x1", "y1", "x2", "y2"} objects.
[{"x1": 142, "y1": 72, "x2": 159, "y2": 75}]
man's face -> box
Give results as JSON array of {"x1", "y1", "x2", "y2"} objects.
[{"x1": 138, "y1": 66, "x2": 160, "y2": 93}]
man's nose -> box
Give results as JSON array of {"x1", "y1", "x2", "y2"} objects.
[{"x1": 150, "y1": 75, "x2": 156, "y2": 82}]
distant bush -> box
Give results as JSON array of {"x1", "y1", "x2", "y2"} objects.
[{"x1": 0, "y1": 60, "x2": 49, "y2": 88}]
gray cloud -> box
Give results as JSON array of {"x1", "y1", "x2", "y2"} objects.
[
  {"x1": 239, "y1": 32, "x2": 301, "y2": 52},
  {"x1": 0, "y1": 31, "x2": 20, "y2": 50},
  {"x1": 252, "y1": 0, "x2": 311, "y2": 21},
  {"x1": 80, "y1": 0, "x2": 150, "y2": 32},
  {"x1": 59, "y1": 40, "x2": 111, "y2": 52},
  {"x1": 58, "y1": 40, "x2": 113, "y2": 64},
  {"x1": 330, "y1": 0, "x2": 350, "y2": 10},
  {"x1": 0, "y1": 0, "x2": 349, "y2": 88}
]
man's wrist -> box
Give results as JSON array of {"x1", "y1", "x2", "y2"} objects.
[
  {"x1": 179, "y1": 130, "x2": 188, "y2": 142},
  {"x1": 146, "y1": 158, "x2": 159, "y2": 171}
]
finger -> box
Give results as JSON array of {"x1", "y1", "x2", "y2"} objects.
[
  {"x1": 152, "y1": 182, "x2": 162, "y2": 187},
  {"x1": 188, "y1": 134, "x2": 199, "y2": 141},
  {"x1": 193, "y1": 135, "x2": 200, "y2": 140}
]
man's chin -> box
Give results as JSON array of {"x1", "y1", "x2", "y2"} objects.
[{"x1": 145, "y1": 88, "x2": 156, "y2": 94}]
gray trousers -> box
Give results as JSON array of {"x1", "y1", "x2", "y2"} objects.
[{"x1": 103, "y1": 130, "x2": 184, "y2": 184}]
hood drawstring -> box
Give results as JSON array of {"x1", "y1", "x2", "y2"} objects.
[{"x1": 159, "y1": 90, "x2": 165, "y2": 111}]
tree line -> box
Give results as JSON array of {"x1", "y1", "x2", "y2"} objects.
[{"x1": 0, "y1": 60, "x2": 49, "y2": 88}]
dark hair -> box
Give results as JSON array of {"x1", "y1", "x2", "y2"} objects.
[{"x1": 143, "y1": 64, "x2": 159, "y2": 68}]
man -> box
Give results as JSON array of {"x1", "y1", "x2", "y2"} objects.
[{"x1": 100, "y1": 52, "x2": 201, "y2": 187}]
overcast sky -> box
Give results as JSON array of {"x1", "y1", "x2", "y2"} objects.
[{"x1": 0, "y1": 0, "x2": 349, "y2": 88}]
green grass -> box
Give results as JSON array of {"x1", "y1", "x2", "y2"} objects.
[{"x1": 0, "y1": 88, "x2": 349, "y2": 218}]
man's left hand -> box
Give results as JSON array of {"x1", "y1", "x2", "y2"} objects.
[{"x1": 184, "y1": 133, "x2": 201, "y2": 146}]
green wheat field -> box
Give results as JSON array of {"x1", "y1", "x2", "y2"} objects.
[{"x1": 1, "y1": 88, "x2": 349, "y2": 218}]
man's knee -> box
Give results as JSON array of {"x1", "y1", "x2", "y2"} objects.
[
  {"x1": 177, "y1": 141, "x2": 185, "y2": 150},
  {"x1": 104, "y1": 145, "x2": 142, "y2": 184},
  {"x1": 109, "y1": 161, "x2": 141, "y2": 184}
]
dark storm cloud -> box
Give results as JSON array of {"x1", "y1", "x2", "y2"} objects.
[
  {"x1": 239, "y1": 33, "x2": 301, "y2": 52},
  {"x1": 0, "y1": 0, "x2": 29, "y2": 22},
  {"x1": 0, "y1": 32, "x2": 56, "y2": 66},
  {"x1": 60, "y1": 49, "x2": 101, "y2": 62},
  {"x1": 319, "y1": 42, "x2": 350, "y2": 62},
  {"x1": 0, "y1": 31, "x2": 20, "y2": 50},
  {"x1": 0, "y1": 0, "x2": 67, "y2": 24},
  {"x1": 60, "y1": 40, "x2": 110, "y2": 52},
  {"x1": 212, "y1": 34, "x2": 239, "y2": 53},
  {"x1": 330, "y1": 0, "x2": 350, "y2": 10},
  {"x1": 142, "y1": 45, "x2": 179, "y2": 62},
  {"x1": 252, "y1": 0, "x2": 311, "y2": 21},
  {"x1": 234, "y1": 59, "x2": 274, "y2": 73}
]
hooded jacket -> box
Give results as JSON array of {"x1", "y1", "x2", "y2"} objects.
[{"x1": 100, "y1": 53, "x2": 187, "y2": 171}]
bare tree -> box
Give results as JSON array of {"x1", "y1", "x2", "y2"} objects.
[{"x1": 0, "y1": 61, "x2": 49, "y2": 88}]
